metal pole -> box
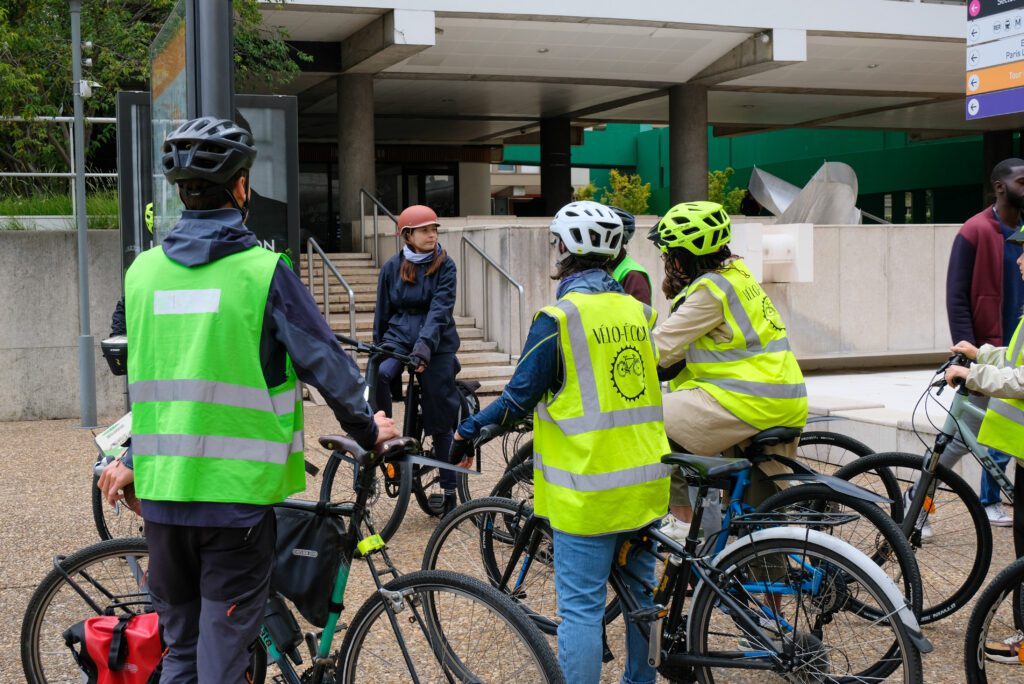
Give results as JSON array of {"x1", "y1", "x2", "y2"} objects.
[
  {"x1": 193, "y1": 0, "x2": 234, "y2": 118},
  {"x1": 70, "y1": 0, "x2": 96, "y2": 427}
]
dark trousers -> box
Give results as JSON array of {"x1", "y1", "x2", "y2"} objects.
[
  {"x1": 146, "y1": 513, "x2": 275, "y2": 683},
  {"x1": 1015, "y1": 461, "x2": 1024, "y2": 559}
]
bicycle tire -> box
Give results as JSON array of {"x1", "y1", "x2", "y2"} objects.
[
  {"x1": 319, "y1": 452, "x2": 411, "y2": 542},
  {"x1": 835, "y1": 451, "x2": 992, "y2": 624},
  {"x1": 755, "y1": 483, "x2": 924, "y2": 627},
  {"x1": 489, "y1": 457, "x2": 534, "y2": 502},
  {"x1": 421, "y1": 496, "x2": 620, "y2": 635},
  {"x1": 91, "y1": 473, "x2": 144, "y2": 541},
  {"x1": 20, "y1": 537, "x2": 266, "y2": 684},
  {"x1": 687, "y1": 528, "x2": 924, "y2": 684},
  {"x1": 964, "y1": 556, "x2": 1024, "y2": 684},
  {"x1": 336, "y1": 569, "x2": 564, "y2": 683}
]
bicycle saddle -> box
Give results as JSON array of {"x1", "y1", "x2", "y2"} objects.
[
  {"x1": 749, "y1": 427, "x2": 801, "y2": 448},
  {"x1": 661, "y1": 453, "x2": 751, "y2": 479},
  {"x1": 318, "y1": 435, "x2": 418, "y2": 460}
]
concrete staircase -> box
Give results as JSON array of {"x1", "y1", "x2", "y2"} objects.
[{"x1": 302, "y1": 252, "x2": 513, "y2": 395}]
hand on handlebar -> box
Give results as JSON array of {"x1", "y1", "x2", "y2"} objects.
[
  {"x1": 950, "y1": 340, "x2": 979, "y2": 361},
  {"x1": 944, "y1": 364, "x2": 970, "y2": 389},
  {"x1": 451, "y1": 432, "x2": 475, "y2": 469},
  {"x1": 373, "y1": 410, "x2": 400, "y2": 445}
]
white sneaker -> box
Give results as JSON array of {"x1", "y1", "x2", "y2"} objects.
[
  {"x1": 985, "y1": 629, "x2": 1024, "y2": 663},
  {"x1": 903, "y1": 488, "x2": 934, "y2": 542},
  {"x1": 986, "y1": 503, "x2": 1013, "y2": 527},
  {"x1": 659, "y1": 515, "x2": 692, "y2": 547}
]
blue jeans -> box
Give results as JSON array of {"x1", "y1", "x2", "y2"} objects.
[
  {"x1": 552, "y1": 529, "x2": 657, "y2": 684},
  {"x1": 980, "y1": 448, "x2": 1013, "y2": 506}
]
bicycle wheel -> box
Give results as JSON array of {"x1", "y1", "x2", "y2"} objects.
[
  {"x1": 755, "y1": 483, "x2": 924, "y2": 622},
  {"x1": 836, "y1": 451, "x2": 992, "y2": 624},
  {"x1": 796, "y1": 430, "x2": 874, "y2": 475},
  {"x1": 421, "y1": 497, "x2": 619, "y2": 635},
  {"x1": 490, "y1": 457, "x2": 534, "y2": 502},
  {"x1": 687, "y1": 527, "x2": 924, "y2": 684},
  {"x1": 965, "y1": 557, "x2": 1024, "y2": 683},
  {"x1": 319, "y1": 452, "x2": 411, "y2": 542},
  {"x1": 411, "y1": 433, "x2": 451, "y2": 516},
  {"x1": 337, "y1": 569, "x2": 564, "y2": 683},
  {"x1": 20, "y1": 537, "x2": 266, "y2": 684},
  {"x1": 91, "y1": 473, "x2": 144, "y2": 540}
]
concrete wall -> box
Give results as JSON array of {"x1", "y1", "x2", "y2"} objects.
[
  {"x1": 0, "y1": 231, "x2": 124, "y2": 421},
  {"x1": 439, "y1": 220, "x2": 960, "y2": 363}
]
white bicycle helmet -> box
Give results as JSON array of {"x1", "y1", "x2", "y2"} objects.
[{"x1": 549, "y1": 201, "x2": 623, "y2": 259}]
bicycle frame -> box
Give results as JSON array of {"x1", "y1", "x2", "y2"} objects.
[{"x1": 929, "y1": 385, "x2": 1015, "y2": 501}]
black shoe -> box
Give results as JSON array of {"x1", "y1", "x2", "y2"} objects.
[{"x1": 442, "y1": 492, "x2": 458, "y2": 516}]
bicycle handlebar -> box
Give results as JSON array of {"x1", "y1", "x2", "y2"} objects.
[
  {"x1": 933, "y1": 352, "x2": 971, "y2": 394},
  {"x1": 334, "y1": 333, "x2": 414, "y2": 366}
]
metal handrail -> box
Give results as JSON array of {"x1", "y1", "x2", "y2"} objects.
[
  {"x1": 306, "y1": 237, "x2": 357, "y2": 338},
  {"x1": 460, "y1": 236, "x2": 526, "y2": 358},
  {"x1": 359, "y1": 189, "x2": 399, "y2": 267}
]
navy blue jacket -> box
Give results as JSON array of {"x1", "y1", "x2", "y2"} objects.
[
  {"x1": 111, "y1": 209, "x2": 377, "y2": 526},
  {"x1": 457, "y1": 270, "x2": 623, "y2": 439},
  {"x1": 374, "y1": 249, "x2": 460, "y2": 362}
]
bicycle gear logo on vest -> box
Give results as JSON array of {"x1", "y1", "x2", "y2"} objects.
[
  {"x1": 611, "y1": 345, "x2": 647, "y2": 401},
  {"x1": 762, "y1": 297, "x2": 785, "y2": 332}
]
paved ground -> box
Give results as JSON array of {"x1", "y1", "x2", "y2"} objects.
[{"x1": 0, "y1": 404, "x2": 1020, "y2": 682}]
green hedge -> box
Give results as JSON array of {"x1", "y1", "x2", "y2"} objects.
[{"x1": 0, "y1": 191, "x2": 119, "y2": 229}]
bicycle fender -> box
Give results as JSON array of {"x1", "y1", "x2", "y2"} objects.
[
  {"x1": 805, "y1": 415, "x2": 849, "y2": 424},
  {"x1": 392, "y1": 453, "x2": 481, "y2": 476},
  {"x1": 764, "y1": 473, "x2": 891, "y2": 504},
  {"x1": 702, "y1": 527, "x2": 932, "y2": 654}
]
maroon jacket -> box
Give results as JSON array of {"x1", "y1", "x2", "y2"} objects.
[{"x1": 946, "y1": 206, "x2": 1005, "y2": 346}]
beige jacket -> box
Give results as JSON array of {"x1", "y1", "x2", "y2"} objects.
[
  {"x1": 966, "y1": 343, "x2": 1024, "y2": 399},
  {"x1": 653, "y1": 286, "x2": 731, "y2": 367}
]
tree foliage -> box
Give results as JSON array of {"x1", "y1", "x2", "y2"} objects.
[
  {"x1": 599, "y1": 168, "x2": 650, "y2": 215},
  {"x1": 0, "y1": 0, "x2": 307, "y2": 191},
  {"x1": 708, "y1": 167, "x2": 747, "y2": 215}
]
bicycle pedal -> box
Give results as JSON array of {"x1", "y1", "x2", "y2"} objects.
[{"x1": 629, "y1": 605, "x2": 668, "y2": 623}]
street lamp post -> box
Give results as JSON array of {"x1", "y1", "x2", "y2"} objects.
[{"x1": 70, "y1": 0, "x2": 96, "y2": 427}]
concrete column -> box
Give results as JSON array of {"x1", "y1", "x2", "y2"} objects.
[
  {"x1": 669, "y1": 84, "x2": 709, "y2": 203},
  {"x1": 540, "y1": 118, "x2": 573, "y2": 215},
  {"x1": 458, "y1": 162, "x2": 492, "y2": 215},
  {"x1": 337, "y1": 74, "x2": 376, "y2": 252}
]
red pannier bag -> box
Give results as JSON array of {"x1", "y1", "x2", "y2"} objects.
[{"x1": 63, "y1": 612, "x2": 163, "y2": 684}]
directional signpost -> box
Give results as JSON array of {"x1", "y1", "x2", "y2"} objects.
[{"x1": 967, "y1": 0, "x2": 1024, "y2": 119}]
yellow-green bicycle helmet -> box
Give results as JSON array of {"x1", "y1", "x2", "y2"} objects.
[
  {"x1": 647, "y1": 201, "x2": 730, "y2": 256},
  {"x1": 144, "y1": 202, "x2": 154, "y2": 234}
]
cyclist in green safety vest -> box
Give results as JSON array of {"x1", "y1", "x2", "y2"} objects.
[
  {"x1": 450, "y1": 200, "x2": 669, "y2": 684},
  {"x1": 98, "y1": 117, "x2": 397, "y2": 682},
  {"x1": 647, "y1": 201, "x2": 808, "y2": 545},
  {"x1": 607, "y1": 205, "x2": 652, "y2": 305}
]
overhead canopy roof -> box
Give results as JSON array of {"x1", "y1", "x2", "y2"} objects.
[{"x1": 258, "y1": 0, "x2": 1018, "y2": 144}]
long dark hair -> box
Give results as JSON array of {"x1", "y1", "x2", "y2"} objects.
[
  {"x1": 551, "y1": 253, "x2": 612, "y2": 281},
  {"x1": 400, "y1": 240, "x2": 447, "y2": 284},
  {"x1": 661, "y1": 245, "x2": 732, "y2": 299}
]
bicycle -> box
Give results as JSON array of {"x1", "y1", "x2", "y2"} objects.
[
  {"x1": 964, "y1": 557, "x2": 1024, "y2": 683},
  {"x1": 426, "y1": 449, "x2": 931, "y2": 682},
  {"x1": 22, "y1": 435, "x2": 563, "y2": 683},
  {"x1": 833, "y1": 353, "x2": 1000, "y2": 623},
  {"x1": 332, "y1": 334, "x2": 490, "y2": 525},
  {"x1": 447, "y1": 426, "x2": 922, "y2": 635}
]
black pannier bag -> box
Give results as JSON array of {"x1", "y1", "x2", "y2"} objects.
[{"x1": 272, "y1": 505, "x2": 346, "y2": 627}]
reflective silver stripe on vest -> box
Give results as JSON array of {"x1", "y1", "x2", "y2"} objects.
[
  {"x1": 134, "y1": 431, "x2": 303, "y2": 465},
  {"x1": 536, "y1": 402, "x2": 664, "y2": 436},
  {"x1": 534, "y1": 451, "x2": 672, "y2": 492},
  {"x1": 1011, "y1": 329, "x2": 1024, "y2": 367},
  {"x1": 989, "y1": 398, "x2": 1024, "y2": 428},
  {"x1": 686, "y1": 337, "x2": 793, "y2": 364},
  {"x1": 692, "y1": 271, "x2": 761, "y2": 350},
  {"x1": 539, "y1": 298, "x2": 660, "y2": 435},
  {"x1": 700, "y1": 377, "x2": 807, "y2": 399},
  {"x1": 154, "y1": 289, "x2": 221, "y2": 315},
  {"x1": 129, "y1": 379, "x2": 298, "y2": 416}
]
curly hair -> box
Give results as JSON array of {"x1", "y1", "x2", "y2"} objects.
[{"x1": 661, "y1": 245, "x2": 733, "y2": 299}]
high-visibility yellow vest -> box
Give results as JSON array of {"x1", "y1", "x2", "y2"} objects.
[
  {"x1": 672, "y1": 259, "x2": 807, "y2": 430},
  {"x1": 125, "y1": 245, "x2": 305, "y2": 505},
  {"x1": 612, "y1": 255, "x2": 652, "y2": 294},
  {"x1": 978, "y1": 318, "x2": 1024, "y2": 460},
  {"x1": 532, "y1": 291, "x2": 670, "y2": 536}
]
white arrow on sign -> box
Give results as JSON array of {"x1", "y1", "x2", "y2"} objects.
[
  {"x1": 969, "y1": 74, "x2": 981, "y2": 91},
  {"x1": 968, "y1": 98, "x2": 981, "y2": 116}
]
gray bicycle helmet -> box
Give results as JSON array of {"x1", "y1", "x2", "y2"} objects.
[
  {"x1": 607, "y1": 206, "x2": 636, "y2": 244},
  {"x1": 160, "y1": 117, "x2": 257, "y2": 186}
]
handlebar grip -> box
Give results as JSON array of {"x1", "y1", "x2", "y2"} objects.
[
  {"x1": 476, "y1": 423, "x2": 506, "y2": 445},
  {"x1": 335, "y1": 333, "x2": 362, "y2": 348}
]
